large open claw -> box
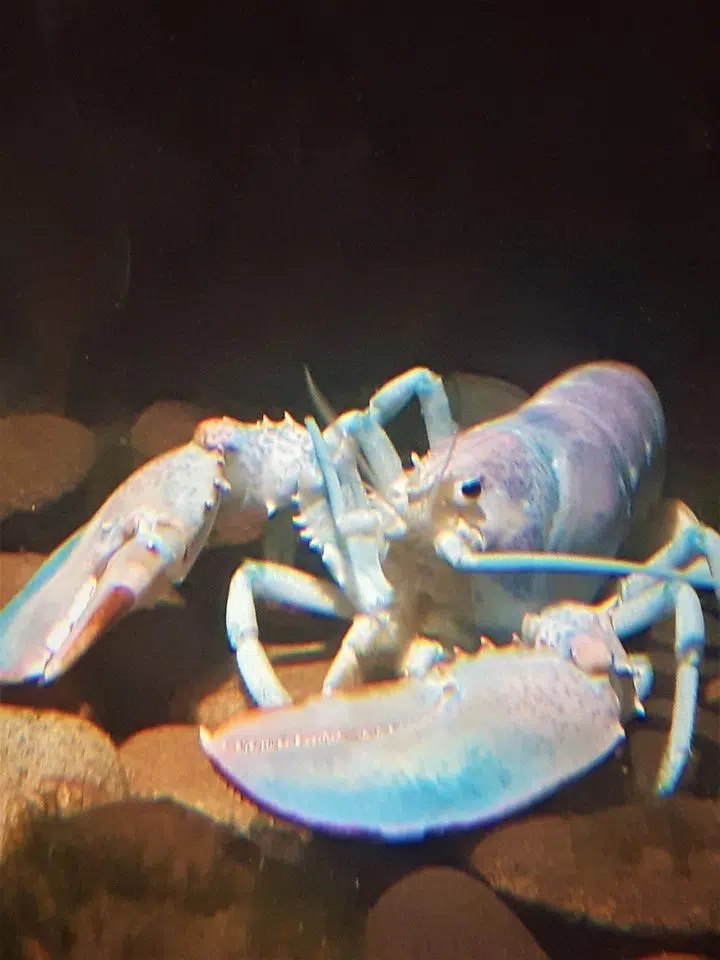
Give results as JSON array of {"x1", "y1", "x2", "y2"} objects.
[
  {"x1": 202, "y1": 541, "x2": 711, "y2": 840},
  {"x1": 200, "y1": 644, "x2": 626, "y2": 841},
  {"x1": 0, "y1": 442, "x2": 229, "y2": 683}
]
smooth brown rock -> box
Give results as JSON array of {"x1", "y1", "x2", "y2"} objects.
[
  {"x1": 365, "y1": 866, "x2": 549, "y2": 960},
  {"x1": 67, "y1": 896, "x2": 252, "y2": 960},
  {"x1": 119, "y1": 722, "x2": 311, "y2": 857},
  {"x1": 54, "y1": 799, "x2": 257, "y2": 887},
  {"x1": 129, "y1": 400, "x2": 210, "y2": 464},
  {"x1": 470, "y1": 797, "x2": 720, "y2": 934},
  {"x1": 119, "y1": 724, "x2": 260, "y2": 834},
  {"x1": 0, "y1": 413, "x2": 96, "y2": 519}
]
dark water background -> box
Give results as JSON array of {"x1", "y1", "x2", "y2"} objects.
[{"x1": 1, "y1": 1, "x2": 718, "y2": 455}]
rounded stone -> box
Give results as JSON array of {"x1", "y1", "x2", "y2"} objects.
[
  {"x1": 0, "y1": 413, "x2": 96, "y2": 519},
  {"x1": 0, "y1": 706, "x2": 128, "y2": 859},
  {"x1": 365, "y1": 866, "x2": 549, "y2": 960},
  {"x1": 470, "y1": 797, "x2": 720, "y2": 935}
]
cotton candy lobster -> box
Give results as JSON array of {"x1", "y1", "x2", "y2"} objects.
[
  {"x1": 201, "y1": 361, "x2": 719, "y2": 839},
  {"x1": 0, "y1": 362, "x2": 717, "y2": 841}
]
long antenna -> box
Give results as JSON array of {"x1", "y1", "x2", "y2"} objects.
[{"x1": 304, "y1": 364, "x2": 378, "y2": 487}]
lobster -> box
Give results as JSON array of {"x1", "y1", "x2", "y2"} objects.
[
  {"x1": 0, "y1": 362, "x2": 717, "y2": 841},
  {"x1": 201, "y1": 361, "x2": 719, "y2": 838}
]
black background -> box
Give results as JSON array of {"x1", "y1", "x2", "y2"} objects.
[{"x1": 1, "y1": 1, "x2": 718, "y2": 440}]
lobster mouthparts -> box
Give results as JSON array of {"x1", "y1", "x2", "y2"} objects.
[{"x1": 200, "y1": 647, "x2": 624, "y2": 841}]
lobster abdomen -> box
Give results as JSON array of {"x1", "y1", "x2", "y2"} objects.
[{"x1": 514, "y1": 362, "x2": 666, "y2": 556}]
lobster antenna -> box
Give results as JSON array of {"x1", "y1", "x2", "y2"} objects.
[
  {"x1": 304, "y1": 365, "x2": 378, "y2": 487},
  {"x1": 303, "y1": 364, "x2": 337, "y2": 428}
]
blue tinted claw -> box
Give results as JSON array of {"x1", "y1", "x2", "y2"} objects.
[{"x1": 200, "y1": 645, "x2": 625, "y2": 841}]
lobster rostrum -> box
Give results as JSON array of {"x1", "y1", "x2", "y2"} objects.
[{"x1": 0, "y1": 362, "x2": 717, "y2": 841}]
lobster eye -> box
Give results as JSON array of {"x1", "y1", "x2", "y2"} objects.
[{"x1": 460, "y1": 477, "x2": 483, "y2": 498}]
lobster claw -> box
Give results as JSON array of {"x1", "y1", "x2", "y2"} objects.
[
  {"x1": 200, "y1": 645, "x2": 625, "y2": 841},
  {"x1": 0, "y1": 442, "x2": 229, "y2": 684}
]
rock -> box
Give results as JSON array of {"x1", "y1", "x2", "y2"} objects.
[
  {"x1": 170, "y1": 660, "x2": 248, "y2": 728},
  {"x1": 67, "y1": 897, "x2": 251, "y2": 960},
  {"x1": 0, "y1": 413, "x2": 96, "y2": 520},
  {"x1": 118, "y1": 723, "x2": 311, "y2": 859},
  {"x1": 470, "y1": 797, "x2": 720, "y2": 934},
  {"x1": 0, "y1": 799, "x2": 363, "y2": 959},
  {"x1": 0, "y1": 707, "x2": 128, "y2": 860},
  {"x1": 1, "y1": 799, "x2": 257, "y2": 959},
  {"x1": 119, "y1": 724, "x2": 260, "y2": 834},
  {"x1": 634, "y1": 954, "x2": 715, "y2": 960},
  {"x1": 274, "y1": 647, "x2": 338, "y2": 700},
  {"x1": 18, "y1": 938, "x2": 53, "y2": 960},
  {"x1": 0, "y1": 676, "x2": 98, "y2": 725},
  {"x1": 129, "y1": 400, "x2": 210, "y2": 464},
  {"x1": 365, "y1": 866, "x2": 549, "y2": 960}
]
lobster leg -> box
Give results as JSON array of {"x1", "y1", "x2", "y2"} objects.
[
  {"x1": 355, "y1": 367, "x2": 456, "y2": 448},
  {"x1": 226, "y1": 560, "x2": 353, "y2": 707},
  {"x1": 330, "y1": 367, "x2": 456, "y2": 506},
  {"x1": 401, "y1": 637, "x2": 453, "y2": 678},
  {"x1": 610, "y1": 580, "x2": 706, "y2": 794},
  {"x1": 334, "y1": 409, "x2": 405, "y2": 504}
]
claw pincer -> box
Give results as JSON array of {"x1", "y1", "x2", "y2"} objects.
[
  {"x1": 201, "y1": 637, "x2": 628, "y2": 840},
  {"x1": 202, "y1": 569, "x2": 714, "y2": 841},
  {"x1": 0, "y1": 442, "x2": 229, "y2": 682}
]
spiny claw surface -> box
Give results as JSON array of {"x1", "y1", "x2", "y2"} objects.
[{"x1": 201, "y1": 646, "x2": 624, "y2": 840}]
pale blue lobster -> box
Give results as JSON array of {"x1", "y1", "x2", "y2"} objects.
[
  {"x1": 0, "y1": 362, "x2": 717, "y2": 841},
  {"x1": 201, "y1": 362, "x2": 719, "y2": 838}
]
